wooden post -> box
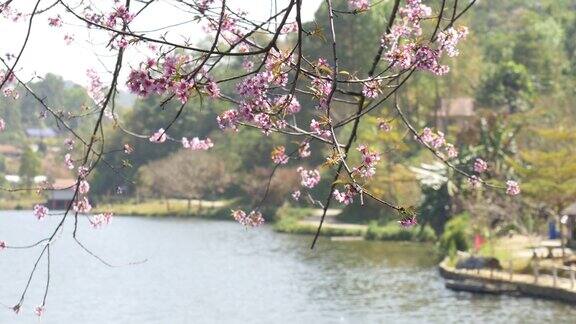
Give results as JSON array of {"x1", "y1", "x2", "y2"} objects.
[
  {"x1": 509, "y1": 260, "x2": 513, "y2": 281},
  {"x1": 571, "y1": 266, "x2": 575, "y2": 290},
  {"x1": 553, "y1": 267, "x2": 557, "y2": 287}
]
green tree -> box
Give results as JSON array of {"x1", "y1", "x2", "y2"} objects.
[
  {"x1": 477, "y1": 61, "x2": 534, "y2": 113},
  {"x1": 514, "y1": 128, "x2": 576, "y2": 215},
  {"x1": 18, "y1": 147, "x2": 41, "y2": 184}
]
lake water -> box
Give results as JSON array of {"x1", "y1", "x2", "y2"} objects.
[{"x1": 0, "y1": 211, "x2": 575, "y2": 323}]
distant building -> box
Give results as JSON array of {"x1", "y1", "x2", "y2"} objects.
[
  {"x1": 47, "y1": 178, "x2": 76, "y2": 209},
  {"x1": 0, "y1": 144, "x2": 22, "y2": 158},
  {"x1": 436, "y1": 97, "x2": 475, "y2": 130},
  {"x1": 25, "y1": 128, "x2": 57, "y2": 139}
]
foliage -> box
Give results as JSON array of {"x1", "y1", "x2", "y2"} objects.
[
  {"x1": 365, "y1": 221, "x2": 436, "y2": 242},
  {"x1": 18, "y1": 147, "x2": 40, "y2": 184},
  {"x1": 438, "y1": 213, "x2": 471, "y2": 255}
]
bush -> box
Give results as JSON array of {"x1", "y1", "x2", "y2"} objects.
[
  {"x1": 439, "y1": 213, "x2": 471, "y2": 255},
  {"x1": 365, "y1": 221, "x2": 436, "y2": 242}
]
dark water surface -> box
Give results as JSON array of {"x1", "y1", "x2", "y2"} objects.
[{"x1": 0, "y1": 211, "x2": 575, "y2": 323}]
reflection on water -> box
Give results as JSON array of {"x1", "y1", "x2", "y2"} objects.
[{"x1": 0, "y1": 211, "x2": 575, "y2": 324}]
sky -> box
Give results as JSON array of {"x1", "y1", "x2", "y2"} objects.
[{"x1": 1, "y1": 0, "x2": 322, "y2": 88}]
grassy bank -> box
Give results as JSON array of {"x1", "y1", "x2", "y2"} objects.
[
  {"x1": 274, "y1": 216, "x2": 367, "y2": 237},
  {"x1": 0, "y1": 197, "x2": 44, "y2": 210},
  {"x1": 94, "y1": 199, "x2": 234, "y2": 219},
  {"x1": 273, "y1": 206, "x2": 437, "y2": 242}
]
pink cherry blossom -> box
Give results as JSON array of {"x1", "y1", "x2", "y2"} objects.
[
  {"x1": 64, "y1": 153, "x2": 75, "y2": 170},
  {"x1": 0, "y1": 118, "x2": 5, "y2": 131},
  {"x1": 445, "y1": 143, "x2": 458, "y2": 159},
  {"x1": 353, "y1": 145, "x2": 380, "y2": 178},
  {"x1": 506, "y1": 180, "x2": 521, "y2": 196},
  {"x1": 271, "y1": 146, "x2": 289, "y2": 165},
  {"x1": 377, "y1": 119, "x2": 391, "y2": 132},
  {"x1": 333, "y1": 185, "x2": 357, "y2": 205},
  {"x1": 297, "y1": 167, "x2": 321, "y2": 189},
  {"x1": 182, "y1": 137, "x2": 214, "y2": 150},
  {"x1": 48, "y1": 15, "x2": 62, "y2": 27},
  {"x1": 64, "y1": 138, "x2": 74, "y2": 150},
  {"x1": 473, "y1": 158, "x2": 488, "y2": 173},
  {"x1": 33, "y1": 204, "x2": 49, "y2": 220},
  {"x1": 437, "y1": 26, "x2": 469, "y2": 57},
  {"x1": 362, "y1": 79, "x2": 381, "y2": 98},
  {"x1": 64, "y1": 34, "x2": 74, "y2": 45},
  {"x1": 468, "y1": 175, "x2": 482, "y2": 189},
  {"x1": 78, "y1": 180, "x2": 90, "y2": 194},
  {"x1": 0, "y1": 240, "x2": 6, "y2": 251},
  {"x1": 89, "y1": 212, "x2": 113, "y2": 229},
  {"x1": 78, "y1": 166, "x2": 89, "y2": 178},
  {"x1": 217, "y1": 109, "x2": 240, "y2": 131},
  {"x1": 34, "y1": 306, "x2": 44, "y2": 317},
  {"x1": 149, "y1": 128, "x2": 167, "y2": 143},
  {"x1": 73, "y1": 197, "x2": 92, "y2": 213},
  {"x1": 398, "y1": 215, "x2": 418, "y2": 228},
  {"x1": 291, "y1": 190, "x2": 301, "y2": 201},
  {"x1": 348, "y1": 0, "x2": 370, "y2": 11},
  {"x1": 231, "y1": 210, "x2": 265, "y2": 227},
  {"x1": 298, "y1": 142, "x2": 311, "y2": 158}
]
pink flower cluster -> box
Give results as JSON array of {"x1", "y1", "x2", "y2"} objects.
[
  {"x1": 353, "y1": 145, "x2": 380, "y2": 178},
  {"x1": 310, "y1": 119, "x2": 331, "y2": 139},
  {"x1": 149, "y1": 128, "x2": 167, "y2": 143},
  {"x1": 348, "y1": 0, "x2": 370, "y2": 11},
  {"x1": 64, "y1": 153, "x2": 75, "y2": 169},
  {"x1": 419, "y1": 127, "x2": 458, "y2": 159},
  {"x1": 217, "y1": 109, "x2": 240, "y2": 131},
  {"x1": 48, "y1": 15, "x2": 62, "y2": 27},
  {"x1": 437, "y1": 26, "x2": 469, "y2": 57},
  {"x1": 291, "y1": 190, "x2": 301, "y2": 201},
  {"x1": 73, "y1": 197, "x2": 92, "y2": 214},
  {"x1": 380, "y1": 1, "x2": 466, "y2": 76},
  {"x1": 35, "y1": 305, "x2": 44, "y2": 317},
  {"x1": 127, "y1": 54, "x2": 219, "y2": 104},
  {"x1": 90, "y1": 212, "x2": 113, "y2": 229},
  {"x1": 231, "y1": 210, "x2": 265, "y2": 227},
  {"x1": 468, "y1": 175, "x2": 482, "y2": 189},
  {"x1": 182, "y1": 137, "x2": 214, "y2": 150},
  {"x1": 105, "y1": 5, "x2": 134, "y2": 28},
  {"x1": 333, "y1": 185, "x2": 358, "y2": 205},
  {"x1": 79, "y1": 180, "x2": 90, "y2": 194},
  {"x1": 378, "y1": 119, "x2": 391, "y2": 132},
  {"x1": 297, "y1": 167, "x2": 321, "y2": 189},
  {"x1": 506, "y1": 180, "x2": 521, "y2": 196},
  {"x1": 33, "y1": 204, "x2": 49, "y2": 220},
  {"x1": 362, "y1": 79, "x2": 382, "y2": 99},
  {"x1": 1, "y1": 70, "x2": 18, "y2": 99},
  {"x1": 298, "y1": 142, "x2": 311, "y2": 158},
  {"x1": 271, "y1": 146, "x2": 289, "y2": 165},
  {"x1": 86, "y1": 69, "x2": 105, "y2": 105},
  {"x1": 398, "y1": 215, "x2": 418, "y2": 228},
  {"x1": 473, "y1": 158, "x2": 488, "y2": 173},
  {"x1": 0, "y1": 240, "x2": 5, "y2": 251}
]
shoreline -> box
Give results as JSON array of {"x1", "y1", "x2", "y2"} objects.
[{"x1": 439, "y1": 257, "x2": 576, "y2": 304}]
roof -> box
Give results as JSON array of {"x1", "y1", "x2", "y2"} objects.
[
  {"x1": 25, "y1": 128, "x2": 57, "y2": 138},
  {"x1": 438, "y1": 97, "x2": 475, "y2": 117},
  {"x1": 52, "y1": 178, "x2": 77, "y2": 190},
  {"x1": 0, "y1": 144, "x2": 22, "y2": 155}
]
